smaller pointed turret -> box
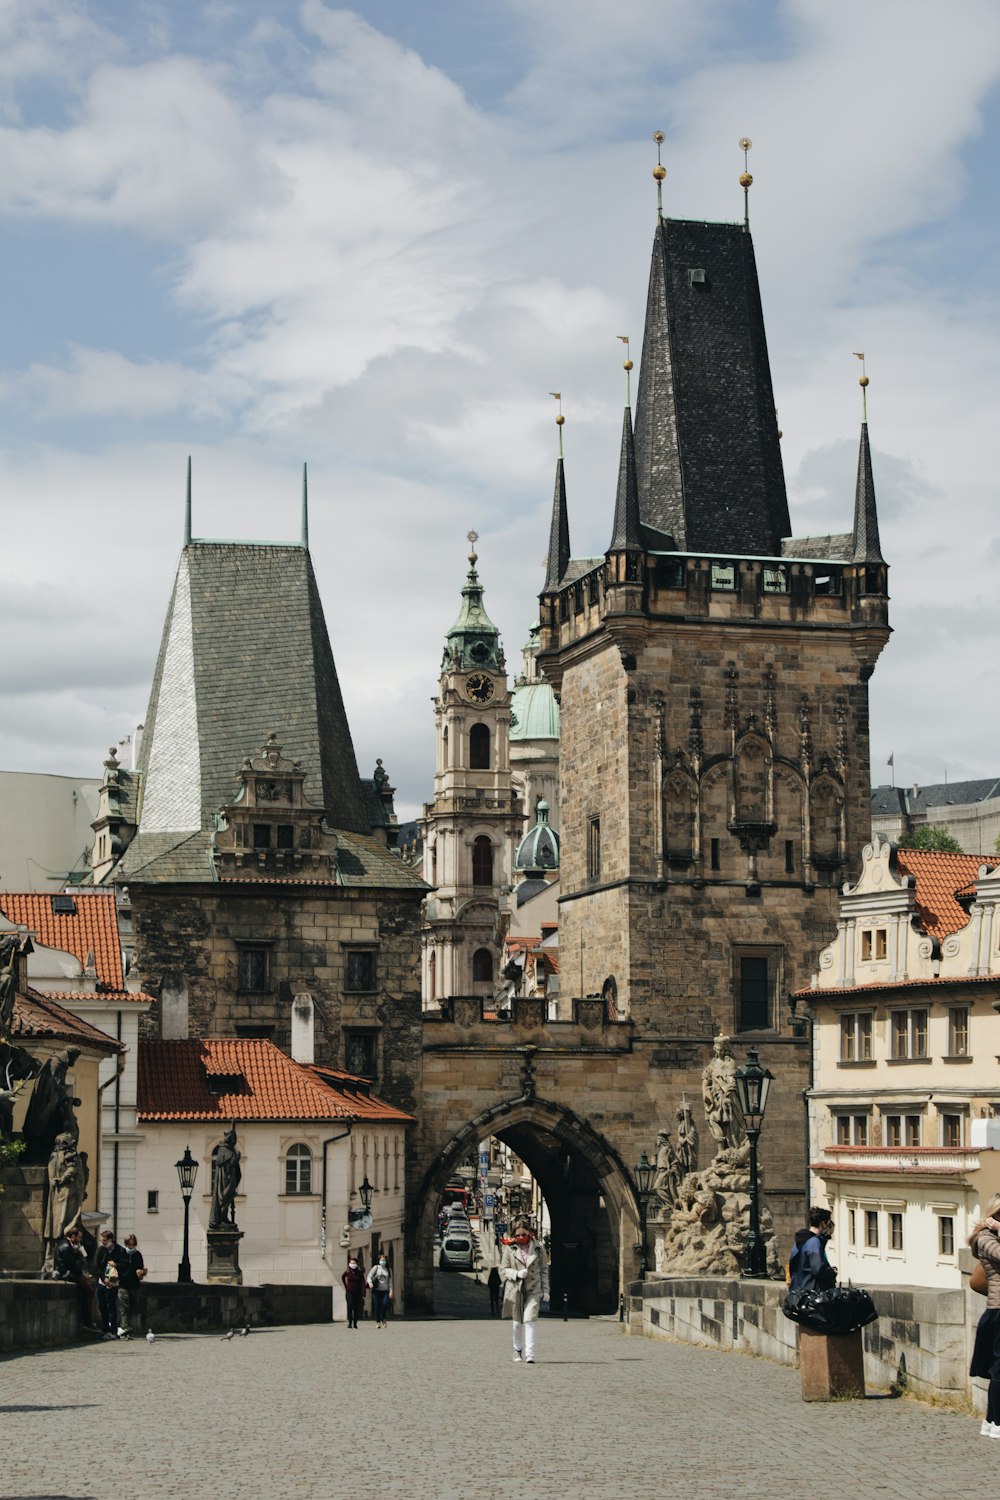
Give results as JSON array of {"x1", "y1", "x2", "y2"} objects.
[
  {"x1": 543, "y1": 457, "x2": 570, "y2": 591},
  {"x1": 852, "y1": 418, "x2": 884, "y2": 565},
  {"x1": 608, "y1": 405, "x2": 642, "y2": 554}
]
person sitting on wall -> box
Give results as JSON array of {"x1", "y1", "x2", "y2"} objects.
[{"x1": 788, "y1": 1205, "x2": 837, "y2": 1292}]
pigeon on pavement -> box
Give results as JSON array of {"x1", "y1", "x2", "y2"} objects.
[
  {"x1": 146, "y1": 1331, "x2": 156, "y2": 1344},
  {"x1": 238, "y1": 1325, "x2": 250, "y2": 1336},
  {"x1": 221, "y1": 1329, "x2": 235, "y2": 1340}
]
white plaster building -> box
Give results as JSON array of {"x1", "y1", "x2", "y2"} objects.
[
  {"x1": 136, "y1": 1039, "x2": 412, "y2": 1317},
  {"x1": 0, "y1": 770, "x2": 101, "y2": 890},
  {"x1": 801, "y1": 835, "x2": 1000, "y2": 1289}
]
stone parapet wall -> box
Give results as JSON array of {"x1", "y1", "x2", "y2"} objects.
[
  {"x1": 0, "y1": 1164, "x2": 46, "y2": 1274},
  {"x1": 631, "y1": 1275, "x2": 982, "y2": 1409},
  {"x1": 0, "y1": 1278, "x2": 77, "y2": 1352}
]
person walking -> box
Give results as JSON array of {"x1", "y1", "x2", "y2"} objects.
[
  {"x1": 970, "y1": 1193, "x2": 1000, "y2": 1438},
  {"x1": 499, "y1": 1215, "x2": 549, "y2": 1364},
  {"x1": 366, "y1": 1253, "x2": 393, "y2": 1328},
  {"x1": 487, "y1": 1264, "x2": 501, "y2": 1317},
  {"x1": 342, "y1": 1256, "x2": 366, "y2": 1329}
]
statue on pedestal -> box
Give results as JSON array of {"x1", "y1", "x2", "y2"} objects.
[
  {"x1": 21, "y1": 1048, "x2": 82, "y2": 1164},
  {"x1": 652, "y1": 1128, "x2": 682, "y2": 1211},
  {"x1": 42, "y1": 1130, "x2": 86, "y2": 1274},
  {"x1": 701, "y1": 1035, "x2": 746, "y2": 1151},
  {"x1": 209, "y1": 1127, "x2": 241, "y2": 1230}
]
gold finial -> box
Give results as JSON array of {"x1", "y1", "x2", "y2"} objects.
[
  {"x1": 549, "y1": 392, "x2": 565, "y2": 458},
  {"x1": 617, "y1": 336, "x2": 633, "y2": 406},
  {"x1": 652, "y1": 131, "x2": 666, "y2": 221},
  {"x1": 853, "y1": 352, "x2": 869, "y2": 421},
  {"x1": 739, "y1": 137, "x2": 753, "y2": 227},
  {"x1": 467, "y1": 528, "x2": 479, "y2": 566}
]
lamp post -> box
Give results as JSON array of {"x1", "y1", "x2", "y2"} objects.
[
  {"x1": 734, "y1": 1047, "x2": 775, "y2": 1278},
  {"x1": 176, "y1": 1146, "x2": 198, "y2": 1284},
  {"x1": 359, "y1": 1175, "x2": 374, "y2": 1213},
  {"x1": 633, "y1": 1151, "x2": 655, "y2": 1279}
]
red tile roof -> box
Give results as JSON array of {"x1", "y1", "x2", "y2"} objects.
[
  {"x1": 0, "y1": 891, "x2": 127, "y2": 992},
  {"x1": 895, "y1": 850, "x2": 993, "y2": 939},
  {"x1": 798, "y1": 972, "x2": 1000, "y2": 999},
  {"x1": 12, "y1": 989, "x2": 122, "y2": 1052},
  {"x1": 506, "y1": 936, "x2": 559, "y2": 975},
  {"x1": 138, "y1": 1039, "x2": 414, "y2": 1124}
]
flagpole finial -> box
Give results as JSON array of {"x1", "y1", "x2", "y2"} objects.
[
  {"x1": 652, "y1": 131, "x2": 666, "y2": 222},
  {"x1": 184, "y1": 455, "x2": 192, "y2": 545},
  {"x1": 739, "y1": 137, "x2": 753, "y2": 228},
  {"x1": 549, "y1": 392, "x2": 565, "y2": 459},
  {"x1": 853, "y1": 352, "x2": 869, "y2": 422},
  {"x1": 617, "y1": 336, "x2": 633, "y2": 407},
  {"x1": 467, "y1": 528, "x2": 479, "y2": 568}
]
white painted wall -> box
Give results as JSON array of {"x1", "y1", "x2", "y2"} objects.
[{"x1": 0, "y1": 771, "x2": 100, "y2": 889}]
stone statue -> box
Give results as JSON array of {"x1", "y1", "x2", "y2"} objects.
[
  {"x1": 701, "y1": 1035, "x2": 746, "y2": 1151},
  {"x1": 21, "y1": 1048, "x2": 82, "y2": 1164},
  {"x1": 676, "y1": 1099, "x2": 699, "y2": 1175},
  {"x1": 209, "y1": 1127, "x2": 242, "y2": 1230},
  {"x1": 0, "y1": 933, "x2": 18, "y2": 1041},
  {"x1": 42, "y1": 1130, "x2": 86, "y2": 1273},
  {"x1": 0, "y1": 1043, "x2": 40, "y2": 1141},
  {"x1": 653, "y1": 1128, "x2": 682, "y2": 1210}
]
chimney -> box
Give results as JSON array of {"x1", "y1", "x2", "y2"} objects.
[{"x1": 291, "y1": 993, "x2": 315, "y2": 1065}]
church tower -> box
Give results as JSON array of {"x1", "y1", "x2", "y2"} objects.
[
  {"x1": 420, "y1": 539, "x2": 520, "y2": 1007},
  {"x1": 537, "y1": 156, "x2": 890, "y2": 1234}
]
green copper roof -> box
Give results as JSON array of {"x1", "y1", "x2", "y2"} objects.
[
  {"x1": 510, "y1": 682, "x2": 560, "y2": 741},
  {"x1": 514, "y1": 800, "x2": 560, "y2": 874},
  {"x1": 442, "y1": 550, "x2": 502, "y2": 672}
]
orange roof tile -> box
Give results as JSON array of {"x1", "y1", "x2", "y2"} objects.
[
  {"x1": 0, "y1": 891, "x2": 126, "y2": 992},
  {"x1": 797, "y1": 972, "x2": 1000, "y2": 999},
  {"x1": 138, "y1": 1039, "x2": 414, "y2": 1124},
  {"x1": 895, "y1": 850, "x2": 993, "y2": 939},
  {"x1": 12, "y1": 988, "x2": 122, "y2": 1053}
]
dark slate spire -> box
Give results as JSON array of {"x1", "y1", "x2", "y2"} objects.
[
  {"x1": 852, "y1": 422, "x2": 884, "y2": 564},
  {"x1": 608, "y1": 406, "x2": 642, "y2": 552},
  {"x1": 543, "y1": 457, "x2": 570, "y2": 590},
  {"x1": 633, "y1": 219, "x2": 790, "y2": 556}
]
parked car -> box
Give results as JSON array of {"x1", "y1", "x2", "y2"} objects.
[{"x1": 439, "y1": 1228, "x2": 475, "y2": 1271}]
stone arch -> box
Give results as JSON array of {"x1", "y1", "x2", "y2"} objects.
[
  {"x1": 408, "y1": 1094, "x2": 641, "y2": 1315},
  {"x1": 700, "y1": 758, "x2": 737, "y2": 876},
  {"x1": 809, "y1": 771, "x2": 845, "y2": 879},
  {"x1": 766, "y1": 761, "x2": 806, "y2": 879}
]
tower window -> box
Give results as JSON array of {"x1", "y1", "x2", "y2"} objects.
[
  {"x1": 710, "y1": 838, "x2": 720, "y2": 871},
  {"x1": 345, "y1": 1030, "x2": 378, "y2": 1080},
  {"x1": 472, "y1": 949, "x2": 494, "y2": 983},
  {"x1": 237, "y1": 944, "x2": 271, "y2": 993},
  {"x1": 588, "y1": 817, "x2": 601, "y2": 882},
  {"x1": 472, "y1": 837, "x2": 494, "y2": 887},
  {"x1": 252, "y1": 824, "x2": 271, "y2": 849},
  {"x1": 470, "y1": 723, "x2": 491, "y2": 770},
  {"x1": 733, "y1": 948, "x2": 780, "y2": 1031},
  {"x1": 345, "y1": 949, "x2": 377, "y2": 992},
  {"x1": 276, "y1": 824, "x2": 294, "y2": 850}
]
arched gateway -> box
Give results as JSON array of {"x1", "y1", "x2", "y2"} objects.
[{"x1": 407, "y1": 999, "x2": 650, "y2": 1315}]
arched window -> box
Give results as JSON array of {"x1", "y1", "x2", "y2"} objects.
[
  {"x1": 472, "y1": 836, "x2": 493, "y2": 886},
  {"x1": 470, "y1": 723, "x2": 491, "y2": 770},
  {"x1": 472, "y1": 948, "x2": 494, "y2": 983},
  {"x1": 285, "y1": 1143, "x2": 312, "y2": 1195}
]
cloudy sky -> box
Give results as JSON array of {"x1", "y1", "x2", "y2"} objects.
[{"x1": 1, "y1": 0, "x2": 998, "y2": 821}]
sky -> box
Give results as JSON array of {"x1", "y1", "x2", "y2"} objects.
[{"x1": 1, "y1": 0, "x2": 999, "y2": 822}]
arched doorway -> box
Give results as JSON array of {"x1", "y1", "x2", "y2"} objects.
[{"x1": 408, "y1": 1097, "x2": 640, "y2": 1316}]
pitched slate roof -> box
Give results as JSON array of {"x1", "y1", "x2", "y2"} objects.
[
  {"x1": 125, "y1": 542, "x2": 371, "y2": 883},
  {"x1": 852, "y1": 422, "x2": 884, "y2": 564},
  {"x1": 12, "y1": 989, "x2": 122, "y2": 1052},
  {"x1": 0, "y1": 891, "x2": 127, "y2": 992},
  {"x1": 138, "y1": 1039, "x2": 413, "y2": 1123},
  {"x1": 895, "y1": 849, "x2": 995, "y2": 939},
  {"x1": 633, "y1": 218, "x2": 790, "y2": 556}
]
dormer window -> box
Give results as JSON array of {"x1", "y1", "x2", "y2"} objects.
[{"x1": 861, "y1": 928, "x2": 887, "y2": 962}]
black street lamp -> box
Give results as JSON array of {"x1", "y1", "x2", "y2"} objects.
[
  {"x1": 359, "y1": 1175, "x2": 374, "y2": 1212},
  {"x1": 176, "y1": 1146, "x2": 198, "y2": 1284},
  {"x1": 633, "y1": 1151, "x2": 656, "y2": 1278},
  {"x1": 734, "y1": 1047, "x2": 774, "y2": 1278}
]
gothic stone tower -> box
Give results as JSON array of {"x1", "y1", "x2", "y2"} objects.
[
  {"x1": 537, "y1": 211, "x2": 890, "y2": 1236},
  {"x1": 420, "y1": 543, "x2": 521, "y2": 1006}
]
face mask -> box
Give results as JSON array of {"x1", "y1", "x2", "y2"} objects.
[{"x1": 349, "y1": 1260, "x2": 357, "y2": 1269}]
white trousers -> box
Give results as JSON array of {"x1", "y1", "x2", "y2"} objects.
[{"x1": 512, "y1": 1319, "x2": 535, "y2": 1360}]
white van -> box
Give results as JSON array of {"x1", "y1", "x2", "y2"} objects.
[{"x1": 439, "y1": 1226, "x2": 474, "y2": 1271}]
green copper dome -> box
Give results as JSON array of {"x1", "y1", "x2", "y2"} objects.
[
  {"x1": 510, "y1": 682, "x2": 560, "y2": 741},
  {"x1": 515, "y1": 800, "x2": 560, "y2": 874},
  {"x1": 442, "y1": 548, "x2": 502, "y2": 672}
]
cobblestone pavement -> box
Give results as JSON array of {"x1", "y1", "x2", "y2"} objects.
[{"x1": 3, "y1": 1282, "x2": 990, "y2": 1500}]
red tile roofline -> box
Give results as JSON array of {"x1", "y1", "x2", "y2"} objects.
[{"x1": 796, "y1": 973, "x2": 1000, "y2": 999}]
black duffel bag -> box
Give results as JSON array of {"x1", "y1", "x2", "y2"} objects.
[{"x1": 783, "y1": 1284, "x2": 878, "y2": 1335}]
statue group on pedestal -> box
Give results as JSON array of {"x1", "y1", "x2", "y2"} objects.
[
  {"x1": 647, "y1": 1035, "x2": 778, "y2": 1277},
  {"x1": 209, "y1": 1127, "x2": 242, "y2": 1231}
]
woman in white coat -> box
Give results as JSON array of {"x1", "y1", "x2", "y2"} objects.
[{"x1": 499, "y1": 1215, "x2": 550, "y2": 1363}]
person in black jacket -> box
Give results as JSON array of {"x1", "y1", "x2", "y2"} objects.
[
  {"x1": 54, "y1": 1225, "x2": 93, "y2": 1324},
  {"x1": 788, "y1": 1206, "x2": 837, "y2": 1292},
  {"x1": 95, "y1": 1229, "x2": 129, "y2": 1340},
  {"x1": 118, "y1": 1234, "x2": 145, "y2": 1338}
]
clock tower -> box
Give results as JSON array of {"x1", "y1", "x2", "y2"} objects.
[{"x1": 420, "y1": 536, "x2": 521, "y2": 1008}]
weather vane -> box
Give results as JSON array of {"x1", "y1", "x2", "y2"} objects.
[
  {"x1": 617, "y1": 335, "x2": 633, "y2": 406},
  {"x1": 739, "y1": 137, "x2": 753, "y2": 228},
  {"x1": 652, "y1": 130, "x2": 666, "y2": 221},
  {"x1": 853, "y1": 352, "x2": 869, "y2": 421},
  {"x1": 467, "y1": 528, "x2": 479, "y2": 565},
  {"x1": 549, "y1": 392, "x2": 565, "y2": 458}
]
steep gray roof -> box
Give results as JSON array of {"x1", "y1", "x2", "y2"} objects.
[
  {"x1": 633, "y1": 218, "x2": 790, "y2": 556},
  {"x1": 608, "y1": 407, "x2": 642, "y2": 552},
  {"x1": 852, "y1": 423, "x2": 885, "y2": 564},
  {"x1": 543, "y1": 457, "x2": 570, "y2": 591},
  {"x1": 131, "y1": 542, "x2": 371, "y2": 860}
]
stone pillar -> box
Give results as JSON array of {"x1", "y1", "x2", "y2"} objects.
[
  {"x1": 0, "y1": 1164, "x2": 47, "y2": 1273},
  {"x1": 799, "y1": 1327, "x2": 865, "y2": 1400},
  {"x1": 206, "y1": 1228, "x2": 243, "y2": 1284}
]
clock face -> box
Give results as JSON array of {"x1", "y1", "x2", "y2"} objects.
[{"x1": 466, "y1": 673, "x2": 495, "y2": 703}]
